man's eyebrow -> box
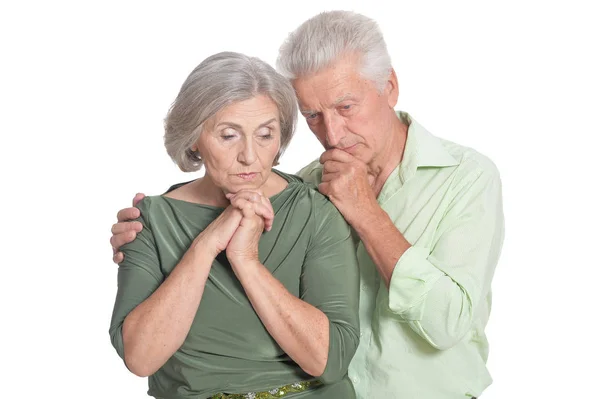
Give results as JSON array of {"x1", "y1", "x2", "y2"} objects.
[
  {"x1": 299, "y1": 94, "x2": 354, "y2": 115},
  {"x1": 333, "y1": 94, "x2": 353, "y2": 105}
]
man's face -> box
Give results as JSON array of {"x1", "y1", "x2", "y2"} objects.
[{"x1": 292, "y1": 54, "x2": 398, "y2": 165}]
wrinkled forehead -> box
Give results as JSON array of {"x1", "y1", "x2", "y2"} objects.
[
  {"x1": 208, "y1": 95, "x2": 281, "y2": 126},
  {"x1": 293, "y1": 71, "x2": 374, "y2": 112}
]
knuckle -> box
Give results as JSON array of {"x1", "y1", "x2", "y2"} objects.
[{"x1": 114, "y1": 252, "x2": 123, "y2": 264}]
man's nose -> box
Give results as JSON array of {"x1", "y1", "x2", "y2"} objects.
[{"x1": 324, "y1": 113, "x2": 344, "y2": 147}]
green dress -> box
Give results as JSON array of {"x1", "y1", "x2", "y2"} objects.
[{"x1": 109, "y1": 170, "x2": 360, "y2": 399}]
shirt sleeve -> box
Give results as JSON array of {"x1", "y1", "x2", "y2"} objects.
[
  {"x1": 301, "y1": 194, "x2": 360, "y2": 384},
  {"x1": 296, "y1": 159, "x2": 323, "y2": 186},
  {"x1": 108, "y1": 198, "x2": 164, "y2": 361},
  {"x1": 387, "y1": 165, "x2": 504, "y2": 350}
]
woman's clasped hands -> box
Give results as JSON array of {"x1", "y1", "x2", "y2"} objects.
[{"x1": 196, "y1": 189, "x2": 274, "y2": 274}]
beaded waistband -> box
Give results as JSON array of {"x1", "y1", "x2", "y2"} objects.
[{"x1": 210, "y1": 380, "x2": 322, "y2": 399}]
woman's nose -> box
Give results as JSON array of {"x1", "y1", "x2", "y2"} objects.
[{"x1": 237, "y1": 140, "x2": 257, "y2": 165}]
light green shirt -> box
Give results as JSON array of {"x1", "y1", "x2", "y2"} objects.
[{"x1": 297, "y1": 112, "x2": 504, "y2": 399}]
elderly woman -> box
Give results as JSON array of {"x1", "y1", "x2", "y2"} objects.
[{"x1": 109, "y1": 52, "x2": 359, "y2": 399}]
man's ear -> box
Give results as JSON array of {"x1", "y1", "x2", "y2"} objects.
[{"x1": 386, "y1": 68, "x2": 399, "y2": 109}]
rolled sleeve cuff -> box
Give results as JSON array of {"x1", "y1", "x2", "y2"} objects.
[
  {"x1": 318, "y1": 320, "x2": 358, "y2": 384},
  {"x1": 109, "y1": 324, "x2": 128, "y2": 367},
  {"x1": 388, "y1": 246, "x2": 445, "y2": 320}
]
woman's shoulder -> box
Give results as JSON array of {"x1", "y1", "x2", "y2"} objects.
[
  {"x1": 134, "y1": 195, "x2": 166, "y2": 214},
  {"x1": 133, "y1": 194, "x2": 193, "y2": 225},
  {"x1": 273, "y1": 169, "x2": 340, "y2": 217},
  {"x1": 274, "y1": 168, "x2": 320, "y2": 194}
]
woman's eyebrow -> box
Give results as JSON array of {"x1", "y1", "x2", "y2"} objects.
[{"x1": 215, "y1": 118, "x2": 277, "y2": 131}]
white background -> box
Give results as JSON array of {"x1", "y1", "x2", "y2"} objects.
[{"x1": 1, "y1": 0, "x2": 599, "y2": 397}]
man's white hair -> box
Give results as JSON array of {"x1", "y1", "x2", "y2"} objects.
[{"x1": 277, "y1": 10, "x2": 392, "y2": 91}]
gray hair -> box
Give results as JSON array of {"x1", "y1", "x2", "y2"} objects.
[
  {"x1": 277, "y1": 10, "x2": 392, "y2": 91},
  {"x1": 164, "y1": 52, "x2": 298, "y2": 172}
]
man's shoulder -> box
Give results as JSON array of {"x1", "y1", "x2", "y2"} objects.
[
  {"x1": 439, "y1": 137, "x2": 501, "y2": 184},
  {"x1": 296, "y1": 158, "x2": 323, "y2": 185}
]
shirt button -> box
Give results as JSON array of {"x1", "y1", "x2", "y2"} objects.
[
  {"x1": 360, "y1": 331, "x2": 364, "y2": 337},
  {"x1": 352, "y1": 377, "x2": 359, "y2": 384},
  {"x1": 361, "y1": 284, "x2": 367, "y2": 291}
]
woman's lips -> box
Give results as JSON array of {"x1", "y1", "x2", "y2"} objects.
[{"x1": 236, "y1": 173, "x2": 258, "y2": 180}]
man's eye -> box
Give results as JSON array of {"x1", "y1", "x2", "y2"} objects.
[
  {"x1": 259, "y1": 134, "x2": 273, "y2": 140},
  {"x1": 307, "y1": 113, "x2": 319, "y2": 119},
  {"x1": 341, "y1": 104, "x2": 352, "y2": 110},
  {"x1": 221, "y1": 135, "x2": 236, "y2": 140}
]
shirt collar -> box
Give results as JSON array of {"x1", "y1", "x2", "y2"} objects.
[{"x1": 396, "y1": 111, "x2": 459, "y2": 184}]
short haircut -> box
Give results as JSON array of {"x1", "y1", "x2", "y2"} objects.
[{"x1": 165, "y1": 52, "x2": 298, "y2": 172}]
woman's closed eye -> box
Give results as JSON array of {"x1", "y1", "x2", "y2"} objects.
[
  {"x1": 220, "y1": 128, "x2": 239, "y2": 141},
  {"x1": 256, "y1": 127, "x2": 275, "y2": 141},
  {"x1": 259, "y1": 133, "x2": 274, "y2": 140}
]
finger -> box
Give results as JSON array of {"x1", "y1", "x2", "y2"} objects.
[
  {"x1": 257, "y1": 195, "x2": 275, "y2": 231},
  {"x1": 251, "y1": 202, "x2": 274, "y2": 229},
  {"x1": 110, "y1": 231, "x2": 137, "y2": 251},
  {"x1": 322, "y1": 160, "x2": 346, "y2": 174},
  {"x1": 111, "y1": 221, "x2": 143, "y2": 235},
  {"x1": 241, "y1": 202, "x2": 256, "y2": 218},
  {"x1": 228, "y1": 192, "x2": 271, "y2": 215},
  {"x1": 132, "y1": 193, "x2": 146, "y2": 207},
  {"x1": 228, "y1": 190, "x2": 262, "y2": 204},
  {"x1": 229, "y1": 196, "x2": 252, "y2": 211},
  {"x1": 113, "y1": 252, "x2": 124, "y2": 264},
  {"x1": 230, "y1": 197, "x2": 270, "y2": 231},
  {"x1": 318, "y1": 182, "x2": 331, "y2": 196},
  {"x1": 231, "y1": 197, "x2": 271, "y2": 221},
  {"x1": 116, "y1": 207, "x2": 140, "y2": 222},
  {"x1": 250, "y1": 196, "x2": 274, "y2": 227},
  {"x1": 320, "y1": 171, "x2": 340, "y2": 182},
  {"x1": 319, "y1": 148, "x2": 355, "y2": 164}
]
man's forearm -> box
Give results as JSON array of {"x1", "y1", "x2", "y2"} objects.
[
  {"x1": 352, "y1": 206, "x2": 411, "y2": 288},
  {"x1": 122, "y1": 242, "x2": 214, "y2": 376}
]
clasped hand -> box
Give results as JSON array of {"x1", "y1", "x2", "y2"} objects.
[{"x1": 198, "y1": 190, "x2": 274, "y2": 270}]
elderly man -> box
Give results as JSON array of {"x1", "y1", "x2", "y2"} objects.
[{"x1": 110, "y1": 10, "x2": 504, "y2": 399}]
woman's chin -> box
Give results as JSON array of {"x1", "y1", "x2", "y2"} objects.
[{"x1": 224, "y1": 181, "x2": 263, "y2": 194}]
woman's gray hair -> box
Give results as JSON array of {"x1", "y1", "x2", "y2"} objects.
[
  {"x1": 276, "y1": 10, "x2": 392, "y2": 91},
  {"x1": 165, "y1": 52, "x2": 298, "y2": 172}
]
